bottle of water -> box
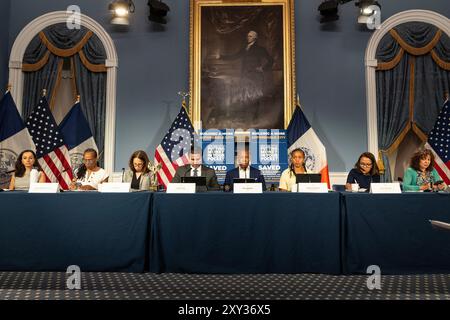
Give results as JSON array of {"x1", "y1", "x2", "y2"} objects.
[{"x1": 30, "y1": 168, "x2": 39, "y2": 183}]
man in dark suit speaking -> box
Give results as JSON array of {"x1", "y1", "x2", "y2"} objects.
[
  {"x1": 224, "y1": 149, "x2": 266, "y2": 191},
  {"x1": 171, "y1": 148, "x2": 220, "y2": 191}
]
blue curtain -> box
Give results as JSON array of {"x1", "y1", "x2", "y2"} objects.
[
  {"x1": 22, "y1": 23, "x2": 107, "y2": 161},
  {"x1": 376, "y1": 22, "x2": 450, "y2": 181}
]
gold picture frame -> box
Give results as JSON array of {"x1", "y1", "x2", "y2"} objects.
[{"x1": 189, "y1": 0, "x2": 296, "y2": 130}]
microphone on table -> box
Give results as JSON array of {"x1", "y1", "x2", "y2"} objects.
[
  {"x1": 54, "y1": 167, "x2": 74, "y2": 192},
  {"x1": 184, "y1": 166, "x2": 193, "y2": 177},
  {"x1": 181, "y1": 166, "x2": 194, "y2": 184},
  {"x1": 6, "y1": 169, "x2": 16, "y2": 174},
  {"x1": 121, "y1": 168, "x2": 125, "y2": 182},
  {"x1": 55, "y1": 167, "x2": 72, "y2": 181}
]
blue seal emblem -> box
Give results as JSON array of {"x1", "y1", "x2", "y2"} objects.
[
  {"x1": 0, "y1": 148, "x2": 18, "y2": 187},
  {"x1": 300, "y1": 147, "x2": 316, "y2": 172}
]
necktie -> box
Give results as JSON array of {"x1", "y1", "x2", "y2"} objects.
[{"x1": 193, "y1": 168, "x2": 198, "y2": 177}]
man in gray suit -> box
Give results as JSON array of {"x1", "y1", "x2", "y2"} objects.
[{"x1": 171, "y1": 149, "x2": 220, "y2": 191}]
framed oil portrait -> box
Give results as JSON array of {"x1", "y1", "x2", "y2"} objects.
[{"x1": 190, "y1": 0, "x2": 296, "y2": 130}]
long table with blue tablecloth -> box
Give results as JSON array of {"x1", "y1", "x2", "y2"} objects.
[
  {"x1": 2, "y1": 191, "x2": 450, "y2": 274},
  {"x1": 0, "y1": 192, "x2": 151, "y2": 272},
  {"x1": 343, "y1": 192, "x2": 450, "y2": 274},
  {"x1": 149, "y1": 192, "x2": 342, "y2": 274}
]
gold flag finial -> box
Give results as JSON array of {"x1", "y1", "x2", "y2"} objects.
[
  {"x1": 296, "y1": 93, "x2": 302, "y2": 109},
  {"x1": 177, "y1": 91, "x2": 190, "y2": 111},
  {"x1": 6, "y1": 84, "x2": 12, "y2": 92},
  {"x1": 76, "y1": 95, "x2": 81, "y2": 103}
]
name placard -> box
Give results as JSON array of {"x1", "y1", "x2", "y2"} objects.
[
  {"x1": 233, "y1": 183, "x2": 263, "y2": 194},
  {"x1": 98, "y1": 183, "x2": 131, "y2": 193},
  {"x1": 166, "y1": 183, "x2": 196, "y2": 194},
  {"x1": 370, "y1": 182, "x2": 402, "y2": 194},
  {"x1": 110, "y1": 172, "x2": 125, "y2": 183},
  {"x1": 292, "y1": 183, "x2": 328, "y2": 193},
  {"x1": 29, "y1": 183, "x2": 59, "y2": 193}
]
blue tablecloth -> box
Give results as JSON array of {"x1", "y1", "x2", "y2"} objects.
[
  {"x1": 0, "y1": 192, "x2": 151, "y2": 272},
  {"x1": 150, "y1": 192, "x2": 342, "y2": 274},
  {"x1": 343, "y1": 192, "x2": 450, "y2": 274}
]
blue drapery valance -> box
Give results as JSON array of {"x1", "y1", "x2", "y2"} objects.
[
  {"x1": 375, "y1": 22, "x2": 450, "y2": 181},
  {"x1": 22, "y1": 23, "x2": 107, "y2": 161}
]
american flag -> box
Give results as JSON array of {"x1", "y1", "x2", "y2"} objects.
[
  {"x1": 426, "y1": 99, "x2": 450, "y2": 185},
  {"x1": 25, "y1": 96, "x2": 73, "y2": 189},
  {"x1": 154, "y1": 106, "x2": 196, "y2": 187}
]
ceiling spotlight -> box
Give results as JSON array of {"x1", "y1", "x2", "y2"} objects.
[
  {"x1": 148, "y1": 0, "x2": 171, "y2": 24},
  {"x1": 109, "y1": 0, "x2": 135, "y2": 25},
  {"x1": 355, "y1": 0, "x2": 381, "y2": 26},
  {"x1": 318, "y1": 0, "x2": 339, "y2": 23},
  {"x1": 318, "y1": 0, "x2": 352, "y2": 23}
]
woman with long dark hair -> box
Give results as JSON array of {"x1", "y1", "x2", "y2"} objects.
[
  {"x1": 9, "y1": 150, "x2": 45, "y2": 190},
  {"x1": 345, "y1": 152, "x2": 380, "y2": 191},
  {"x1": 123, "y1": 150, "x2": 154, "y2": 190}
]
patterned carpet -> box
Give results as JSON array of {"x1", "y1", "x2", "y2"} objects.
[{"x1": 1, "y1": 272, "x2": 449, "y2": 300}]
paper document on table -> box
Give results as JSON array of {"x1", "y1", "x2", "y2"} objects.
[{"x1": 430, "y1": 220, "x2": 450, "y2": 231}]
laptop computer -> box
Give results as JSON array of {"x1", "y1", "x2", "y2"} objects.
[
  {"x1": 180, "y1": 176, "x2": 207, "y2": 192},
  {"x1": 181, "y1": 176, "x2": 207, "y2": 185},
  {"x1": 296, "y1": 173, "x2": 322, "y2": 184}
]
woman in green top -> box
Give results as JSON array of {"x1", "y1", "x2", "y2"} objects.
[{"x1": 403, "y1": 149, "x2": 446, "y2": 191}]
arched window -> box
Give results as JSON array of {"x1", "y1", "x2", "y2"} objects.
[
  {"x1": 365, "y1": 10, "x2": 450, "y2": 181},
  {"x1": 9, "y1": 11, "x2": 118, "y2": 174}
]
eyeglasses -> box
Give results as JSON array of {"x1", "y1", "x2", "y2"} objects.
[
  {"x1": 360, "y1": 163, "x2": 373, "y2": 167},
  {"x1": 133, "y1": 162, "x2": 145, "y2": 167},
  {"x1": 83, "y1": 159, "x2": 96, "y2": 163}
]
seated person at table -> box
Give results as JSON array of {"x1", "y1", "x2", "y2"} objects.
[
  {"x1": 69, "y1": 148, "x2": 108, "y2": 191},
  {"x1": 279, "y1": 148, "x2": 308, "y2": 192},
  {"x1": 9, "y1": 149, "x2": 46, "y2": 190},
  {"x1": 223, "y1": 149, "x2": 266, "y2": 191},
  {"x1": 123, "y1": 150, "x2": 153, "y2": 190},
  {"x1": 345, "y1": 152, "x2": 380, "y2": 191},
  {"x1": 403, "y1": 149, "x2": 447, "y2": 192},
  {"x1": 171, "y1": 148, "x2": 220, "y2": 191}
]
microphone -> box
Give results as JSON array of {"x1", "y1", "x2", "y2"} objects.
[
  {"x1": 6, "y1": 169, "x2": 16, "y2": 174},
  {"x1": 184, "y1": 166, "x2": 193, "y2": 177},
  {"x1": 55, "y1": 167, "x2": 71, "y2": 181},
  {"x1": 73, "y1": 163, "x2": 85, "y2": 177},
  {"x1": 121, "y1": 168, "x2": 125, "y2": 182}
]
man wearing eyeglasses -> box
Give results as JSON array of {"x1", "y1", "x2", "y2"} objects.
[{"x1": 69, "y1": 148, "x2": 108, "y2": 191}]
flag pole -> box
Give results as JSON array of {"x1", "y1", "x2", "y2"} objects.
[
  {"x1": 445, "y1": 91, "x2": 449, "y2": 102},
  {"x1": 42, "y1": 89, "x2": 47, "y2": 97},
  {"x1": 76, "y1": 95, "x2": 81, "y2": 103},
  {"x1": 6, "y1": 84, "x2": 12, "y2": 93}
]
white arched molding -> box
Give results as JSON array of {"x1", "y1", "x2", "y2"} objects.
[
  {"x1": 9, "y1": 11, "x2": 118, "y2": 175},
  {"x1": 365, "y1": 10, "x2": 450, "y2": 157}
]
